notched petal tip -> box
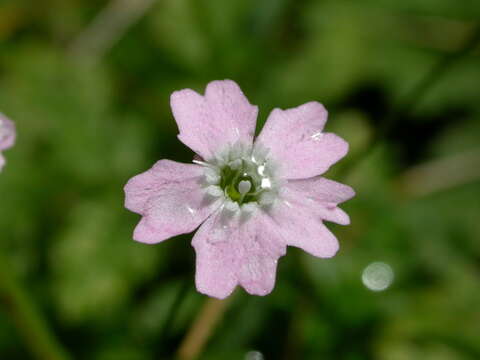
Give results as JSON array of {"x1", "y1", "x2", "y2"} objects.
[
  {"x1": 206, "y1": 79, "x2": 240, "y2": 91},
  {"x1": 314, "y1": 237, "x2": 340, "y2": 258},
  {"x1": 318, "y1": 226, "x2": 340, "y2": 258},
  {"x1": 133, "y1": 213, "x2": 197, "y2": 245},
  {"x1": 337, "y1": 210, "x2": 351, "y2": 226},
  {"x1": 123, "y1": 175, "x2": 144, "y2": 214},
  {"x1": 317, "y1": 133, "x2": 349, "y2": 172},
  {"x1": 132, "y1": 218, "x2": 166, "y2": 244},
  {"x1": 319, "y1": 245, "x2": 339, "y2": 259},
  {"x1": 195, "y1": 282, "x2": 236, "y2": 300},
  {"x1": 333, "y1": 134, "x2": 349, "y2": 158},
  {"x1": 242, "y1": 281, "x2": 276, "y2": 297},
  {"x1": 170, "y1": 88, "x2": 198, "y2": 103},
  {"x1": 342, "y1": 185, "x2": 356, "y2": 203},
  {"x1": 270, "y1": 101, "x2": 328, "y2": 124},
  {"x1": 299, "y1": 100, "x2": 329, "y2": 118},
  {"x1": 205, "y1": 79, "x2": 251, "y2": 101}
]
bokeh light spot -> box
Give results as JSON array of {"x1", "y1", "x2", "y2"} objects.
[
  {"x1": 362, "y1": 262, "x2": 394, "y2": 291},
  {"x1": 245, "y1": 350, "x2": 264, "y2": 360}
]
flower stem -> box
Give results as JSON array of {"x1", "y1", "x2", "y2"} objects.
[
  {"x1": 68, "y1": 0, "x2": 156, "y2": 61},
  {"x1": 0, "y1": 252, "x2": 71, "y2": 360},
  {"x1": 176, "y1": 297, "x2": 232, "y2": 360}
]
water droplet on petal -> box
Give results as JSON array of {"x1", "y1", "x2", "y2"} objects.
[{"x1": 311, "y1": 131, "x2": 324, "y2": 141}]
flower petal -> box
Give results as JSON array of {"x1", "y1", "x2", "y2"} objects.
[
  {"x1": 285, "y1": 176, "x2": 355, "y2": 204},
  {"x1": 281, "y1": 182, "x2": 351, "y2": 225},
  {"x1": 192, "y1": 210, "x2": 286, "y2": 299},
  {"x1": 171, "y1": 80, "x2": 258, "y2": 160},
  {"x1": 255, "y1": 102, "x2": 348, "y2": 179},
  {"x1": 267, "y1": 194, "x2": 341, "y2": 258},
  {"x1": 191, "y1": 213, "x2": 239, "y2": 299},
  {"x1": 0, "y1": 115, "x2": 15, "y2": 172},
  {"x1": 124, "y1": 160, "x2": 203, "y2": 215},
  {"x1": 236, "y1": 214, "x2": 286, "y2": 296},
  {"x1": 0, "y1": 114, "x2": 15, "y2": 151},
  {"x1": 124, "y1": 160, "x2": 221, "y2": 244}
]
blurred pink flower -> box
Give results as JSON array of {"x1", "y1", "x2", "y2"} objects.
[
  {"x1": 0, "y1": 114, "x2": 16, "y2": 172},
  {"x1": 124, "y1": 80, "x2": 355, "y2": 299}
]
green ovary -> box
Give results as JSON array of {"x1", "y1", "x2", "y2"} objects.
[{"x1": 219, "y1": 163, "x2": 258, "y2": 204}]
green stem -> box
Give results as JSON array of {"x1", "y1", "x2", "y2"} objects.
[{"x1": 0, "y1": 252, "x2": 71, "y2": 360}]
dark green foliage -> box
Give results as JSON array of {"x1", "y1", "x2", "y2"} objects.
[{"x1": 0, "y1": 0, "x2": 479, "y2": 359}]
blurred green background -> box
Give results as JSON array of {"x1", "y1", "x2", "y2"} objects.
[{"x1": 1, "y1": 0, "x2": 480, "y2": 359}]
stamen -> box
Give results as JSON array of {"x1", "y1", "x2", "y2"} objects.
[
  {"x1": 202, "y1": 143, "x2": 279, "y2": 209},
  {"x1": 259, "y1": 192, "x2": 275, "y2": 205},
  {"x1": 206, "y1": 185, "x2": 223, "y2": 197},
  {"x1": 225, "y1": 200, "x2": 240, "y2": 212},
  {"x1": 257, "y1": 165, "x2": 265, "y2": 176},
  {"x1": 242, "y1": 203, "x2": 257, "y2": 213},
  {"x1": 229, "y1": 159, "x2": 242, "y2": 170},
  {"x1": 204, "y1": 168, "x2": 220, "y2": 184}
]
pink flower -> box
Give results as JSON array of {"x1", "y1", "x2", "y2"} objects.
[
  {"x1": 124, "y1": 80, "x2": 355, "y2": 299},
  {"x1": 0, "y1": 113, "x2": 16, "y2": 172}
]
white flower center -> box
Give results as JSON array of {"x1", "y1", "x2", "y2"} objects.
[{"x1": 195, "y1": 142, "x2": 279, "y2": 212}]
